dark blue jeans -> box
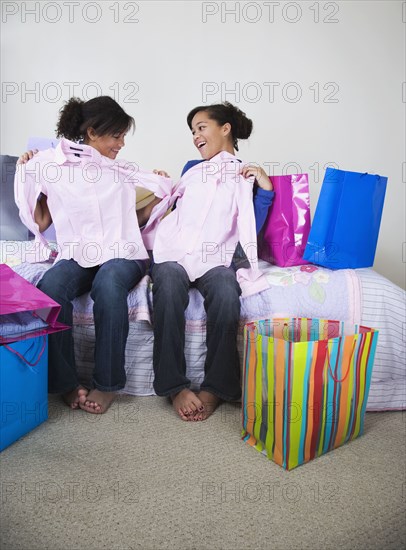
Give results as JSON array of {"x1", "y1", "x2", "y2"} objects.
[
  {"x1": 151, "y1": 262, "x2": 242, "y2": 401},
  {"x1": 37, "y1": 258, "x2": 146, "y2": 393}
]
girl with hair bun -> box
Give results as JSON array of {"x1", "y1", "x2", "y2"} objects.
[
  {"x1": 15, "y1": 96, "x2": 172, "y2": 414},
  {"x1": 148, "y1": 102, "x2": 274, "y2": 421}
]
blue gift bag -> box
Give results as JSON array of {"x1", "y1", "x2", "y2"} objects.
[
  {"x1": 303, "y1": 168, "x2": 387, "y2": 269},
  {"x1": 0, "y1": 336, "x2": 48, "y2": 451}
]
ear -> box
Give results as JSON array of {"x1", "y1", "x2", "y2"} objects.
[
  {"x1": 87, "y1": 127, "x2": 98, "y2": 141},
  {"x1": 222, "y1": 122, "x2": 232, "y2": 138}
]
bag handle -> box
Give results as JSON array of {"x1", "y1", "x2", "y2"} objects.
[
  {"x1": 326, "y1": 339, "x2": 356, "y2": 383},
  {"x1": 3, "y1": 336, "x2": 47, "y2": 367},
  {"x1": 361, "y1": 172, "x2": 382, "y2": 181},
  {"x1": 281, "y1": 322, "x2": 357, "y2": 383}
]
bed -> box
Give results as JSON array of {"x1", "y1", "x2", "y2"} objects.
[
  {"x1": 1, "y1": 154, "x2": 405, "y2": 411},
  {"x1": 1, "y1": 241, "x2": 404, "y2": 412}
]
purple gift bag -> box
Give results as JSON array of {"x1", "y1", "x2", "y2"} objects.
[{"x1": 258, "y1": 174, "x2": 311, "y2": 267}]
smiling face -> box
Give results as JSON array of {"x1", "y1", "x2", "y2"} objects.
[
  {"x1": 85, "y1": 128, "x2": 126, "y2": 159},
  {"x1": 191, "y1": 111, "x2": 235, "y2": 160}
]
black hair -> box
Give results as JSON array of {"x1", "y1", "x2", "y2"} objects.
[
  {"x1": 186, "y1": 101, "x2": 252, "y2": 151},
  {"x1": 56, "y1": 96, "x2": 135, "y2": 141}
]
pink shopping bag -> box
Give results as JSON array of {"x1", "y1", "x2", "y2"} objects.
[
  {"x1": 258, "y1": 174, "x2": 311, "y2": 267},
  {"x1": 0, "y1": 264, "x2": 69, "y2": 344}
]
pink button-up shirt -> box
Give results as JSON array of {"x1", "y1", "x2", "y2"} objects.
[
  {"x1": 14, "y1": 138, "x2": 174, "y2": 267},
  {"x1": 143, "y1": 151, "x2": 269, "y2": 296}
]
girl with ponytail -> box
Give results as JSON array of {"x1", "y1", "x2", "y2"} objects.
[{"x1": 15, "y1": 96, "x2": 172, "y2": 415}]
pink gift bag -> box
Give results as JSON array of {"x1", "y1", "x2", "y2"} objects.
[
  {"x1": 258, "y1": 174, "x2": 311, "y2": 267},
  {"x1": 0, "y1": 264, "x2": 69, "y2": 344}
]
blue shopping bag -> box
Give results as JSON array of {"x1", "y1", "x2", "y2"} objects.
[
  {"x1": 303, "y1": 168, "x2": 387, "y2": 269},
  {"x1": 0, "y1": 336, "x2": 48, "y2": 451}
]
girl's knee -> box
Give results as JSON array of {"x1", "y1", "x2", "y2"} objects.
[
  {"x1": 152, "y1": 263, "x2": 189, "y2": 295},
  {"x1": 37, "y1": 271, "x2": 65, "y2": 300},
  {"x1": 208, "y1": 275, "x2": 241, "y2": 303},
  {"x1": 91, "y1": 277, "x2": 125, "y2": 305},
  {"x1": 92, "y1": 260, "x2": 143, "y2": 300}
]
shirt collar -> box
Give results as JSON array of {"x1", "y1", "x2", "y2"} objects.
[
  {"x1": 54, "y1": 138, "x2": 104, "y2": 165},
  {"x1": 212, "y1": 151, "x2": 238, "y2": 163}
]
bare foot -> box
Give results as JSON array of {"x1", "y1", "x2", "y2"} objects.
[
  {"x1": 62, "y1": 386, "x2": 88, "y2": 409},
  {"x1": 171, "y1": 389, "x2": 204, "y2": 421},
  {"x1": 79, "y1": 389, "x2": 115, "y2": 414},
  {"x1": 194, "y1": 391, "x2": 221, "y2": 421}
]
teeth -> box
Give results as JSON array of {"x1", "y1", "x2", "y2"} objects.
[{"x1": 198, "y1": 142, "x2": 206, "y2": 149}]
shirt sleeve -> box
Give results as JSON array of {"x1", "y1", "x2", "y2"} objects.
[
  {"x1": 14, "y1": 161, "x2": 44, "y2": 240},
  {"x1": 234, "y1": 173, "x2": 270, "y2": 296},
  {"x1": 113, "y1": 161, "x2": 174, "y2": 199},
  {"x1": 254, "y1": 187, "x2": 275, "y2": 234},
  {"x1": 14, "y1": 159, "x2": 51, "y2": 262}
]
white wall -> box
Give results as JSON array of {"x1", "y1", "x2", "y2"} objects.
[{"x1": 1, "y1": 0, "x2": 405, "y2": 288}]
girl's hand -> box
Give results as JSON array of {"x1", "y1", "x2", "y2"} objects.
[
  {"x1": 153, "y1": 169, "x2": 171, "y2": 178},
  {"x1": 241, "y1": 164, "x2": 273, "y2": 191},
  {"x1": 17, "y1": 149, "x2": 38, "y2": 165}
]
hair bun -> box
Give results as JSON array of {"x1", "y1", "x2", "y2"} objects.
[{"x1": 223, "y1": 102, "x2": 253, "y2": 140}]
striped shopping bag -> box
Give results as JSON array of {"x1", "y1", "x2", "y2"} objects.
[{"x1": 241, "y1": 318, "x2": 379, "y2": 470}]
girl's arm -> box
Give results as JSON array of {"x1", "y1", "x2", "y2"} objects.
[
  {"x1": 34, "y1": 194, "x2": 52, "y2": 232},
  {"x1": 16, "y1": 149, "x2": 53, "y2": 231},
  {"x1": 136, "y1": 169, "x2": 169, "y2": 226},
  {"x1": 15, "y1": 151, "x2": 54, "y2": 233},
  {"x1": 241, "y1": 164, "x2": 275, "y2": 233},
  {"x1": 137, "y1": 196, "x2": 162, "y2": 227}
]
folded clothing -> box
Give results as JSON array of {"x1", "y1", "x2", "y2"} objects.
[{"x1": 0, "y1": 311, "x2": 49, "y2": 340}]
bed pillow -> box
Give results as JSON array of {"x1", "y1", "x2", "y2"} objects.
[{"x1": 0, "y1": 155, "x2": 31, "y2": 241}]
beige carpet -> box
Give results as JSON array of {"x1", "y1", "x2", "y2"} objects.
[{"x1": 1, "y1": 395, "x2": 405, "y2": 550}]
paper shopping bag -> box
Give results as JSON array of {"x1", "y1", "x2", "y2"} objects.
[
  {"x1": 303, "y1": 168, "x2": 387, "y2": 268},
  {"x1": 258, "y1": 174, "x2": 311, "y2": 267},
  {"x1": 0, "y1": 335, "x2": 49, "y2": 451},
  {"x1": 0, "y1": 264, "x2": 68, "y2": 344},
  {"x1": 241, "y1": 318, "x2": 378, "y2": 470}
]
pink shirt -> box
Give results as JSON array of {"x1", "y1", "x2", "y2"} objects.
[
  {"x1": 143, "y1": 151, "x2": 269, "y2": 297},
  {"x1": 14, "y1": 138, "x2": 174, "y2": 267}
]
